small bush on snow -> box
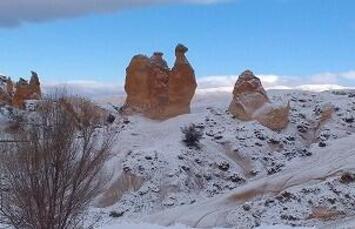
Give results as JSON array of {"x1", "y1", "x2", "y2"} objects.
[{"x1": 181, "y1": 124, "x2": 203, "y2": 149}]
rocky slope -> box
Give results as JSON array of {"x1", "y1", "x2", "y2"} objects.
[
  {"x1": 1, "y1": 87, "x2": 355, "y2": 228},
  {"x1": 88, "y1": 88, "x2": 355, "y2": 228}
]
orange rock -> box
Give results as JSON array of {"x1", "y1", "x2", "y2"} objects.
[
  {"x1": 253, "y1": 102, "x2": 290, "y2": 131},
  {"x1": 165, "y1": 44, "x2": 197, "y2": 117},
  {"x1": 12, "y1": 71, "x2": 42, "y2": 108},
  {"x1": 122, "y1": 44, "x2": 197, "y2": 119},
  {"x1": 29, "y1": 71, "x2": 41, "y2": 99},
  {"x1": 229, "y1": 70, "x2": 289, "y2": 130},
  {"x1": 229, "y1": 70, "x2": 269, "y2": 121}
]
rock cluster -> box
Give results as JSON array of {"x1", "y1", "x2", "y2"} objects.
[
  {"x1": 122, "y1": 44, "x2": 197, "y2": 120},
  {"x1": 229, "y1": 70, "x2": 289, "y2": 130},
  {"x1": 0, "y1": 75, "x2": 14, "y2": 105},
  {"x1": 0, "y1": 71, "x2": 42, "y2": 108}
]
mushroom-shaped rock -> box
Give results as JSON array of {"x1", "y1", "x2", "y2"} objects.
[
  {"x1": 166, "y1": 44, "x2": 197, "y2": 118},
  {"x1": 229, "y1": 70, "x2": 289, "y2": 130},
  {"x1": 29, "y1": 71, "x2": 41, "y2": 99},
  {"x1": 122, "y1": 44, "x2": 197, "y2": 120}
]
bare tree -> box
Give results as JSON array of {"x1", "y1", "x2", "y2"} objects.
[{"x1": 0, "y1": 93, "x2": 117, "y2": 229}]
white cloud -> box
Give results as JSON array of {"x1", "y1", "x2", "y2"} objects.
[
  {"x1": 197, "y1": 70, "x2": 355, "y2": 94},
  {"x1": 308, "y1": 71, "x2": 355, "y2": 84},
  {"x1": 40, "y1": 70, "x2": 355, "y2": 99},
  {"x1": 342, "y1": 71, "x2": 355, "y2": 80},
  {"x1": 43, "y1": 80, "x2": 123, "y2": 98},
  {"x1": 310, "y1": 72, "x2": 338, "y2": 84},
  {"x1": 295, "y1": 84, "x2": 348, "y2": 92},
  {"x1": 198, "y1": 74, "x2": 280, "y2": 90},
  {"x1": 198, "y1": 75, "x2": 236, "y2": 89},
  {"x1": 0, "y1": 0, "x2": 226, "y2": 27}
]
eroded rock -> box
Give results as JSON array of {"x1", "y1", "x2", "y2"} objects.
[
  {"x1": 12, "y1": 71, "x2": 42, "y2": 108},
  {"x1": 122, "y1": 44, "x2": 197, "y2": 119},
  {"x1": 229, "y1": 70, "x2": 289, "y2": 130}
]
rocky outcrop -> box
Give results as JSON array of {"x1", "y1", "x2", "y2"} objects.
[
  {"x1": 29, "y1": 71, "x2": 41, "y2": 98},
  {"x1": 122, "y1": 44, "x2": 197, "y2": 119},
  {"x1": 0, "y1": 75, "x2": 14, "y2": 105},
  {"x1": 229, "y1": 70, "x2": 289, "y2": 130},
  {"x1": 1, "y1": 72, "x2": 42, "y2": 108},
  {"x1": 12, "y1": 72, "x2": 42, "y2": 108}
]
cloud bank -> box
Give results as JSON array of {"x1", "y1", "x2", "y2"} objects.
[
  {"x1": 0, "y1": 0, "x2": 225, "y2": 27},
  {"x1": 40, "y1": 70, "x2": 355, "y2": 99}
]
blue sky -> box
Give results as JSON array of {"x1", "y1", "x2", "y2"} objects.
[{"x1": 0, "y1": 0, "x2": 354, "y2": 88}]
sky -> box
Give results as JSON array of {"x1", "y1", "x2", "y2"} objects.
[{"x1": 0, "y1": 0, "x2": 354, "y2": 95}]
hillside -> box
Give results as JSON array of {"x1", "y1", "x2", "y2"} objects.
[{"x1": 80, "y1": 88, "x2": 355, "y2": 228}]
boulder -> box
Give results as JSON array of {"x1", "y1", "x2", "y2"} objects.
[
  {"x1": 122, "y1": 44, "x2": 197, "y2": 119},
  {"x1": 253, "y1": 102, "x2": 290, "y2": 131},
  {"x1": 229, "y1": 70, "x2": 289, "y2": 130}
]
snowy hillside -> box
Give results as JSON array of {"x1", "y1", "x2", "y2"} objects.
[
  {"x1": 86, "y1": 89, "x2": 355, "y2": 229},
  {"x1": 1, "y1": 89, "x2": 355, "y2": 229}
]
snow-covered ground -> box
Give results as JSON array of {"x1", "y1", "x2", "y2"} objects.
[
  {"x1": 1, "y1": 88, "x2": 355, "y2": 228},
  {"x1": 86, "y1": 89, "x2": 355, "y2": 229}
]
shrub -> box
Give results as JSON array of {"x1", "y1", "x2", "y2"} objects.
[
  {"x1": 340, "y1": 172, "x2": 355, "y2": 184},
  {"x1": 181, "y1": 124, "x2": 203, "y2": 149},
  {"x1": 0, "y1": 92, "x2": 117, "y2": 229},
  {"x1": 109, "y1": 211, "x2": 124, "y2": 218}
]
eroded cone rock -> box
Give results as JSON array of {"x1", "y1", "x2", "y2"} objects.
[
  {"x1": 12, "y1": 71, "x2": 42, "y2": 108},
  {"x1": 122, "y1": 44, "x2": 197, "y2": 119},
  {"x1": 229, "y1": 70, "x2": 289, "y2": 130}
]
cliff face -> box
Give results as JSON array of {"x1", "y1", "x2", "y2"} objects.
[
  {"x1": 122, "y1": 44, "x2": 197, "y2": 120},
  {"x1": 0, "y1": 72, "x2": 42, "y2": 109}
]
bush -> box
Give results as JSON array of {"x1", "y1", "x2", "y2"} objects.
[
  {"x1": 181, "y1": 124, "x2": 203, "y2": 149},
  {"x1": 109, "y1": 211, "x2": 124, "y2": 218},
  {"x1": 0, "y1": 92, "x2": 117, "y2": 229}
]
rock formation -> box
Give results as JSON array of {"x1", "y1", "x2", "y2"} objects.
[
  {"x1": 122, "y1": 44, "x2": 197, "y2": 119},
  {"x1": 229, "y1": 70, "x2": 289, "y2": 130},
  {"x1": 11, "y1": 71, "x2": 42, "y2": 108},
  {"x1": 0, "y1": 72, "x2": 42, "y2": 108},
  {"x1": 0, "y1": 75, "x2": 14, "y2": 105}
]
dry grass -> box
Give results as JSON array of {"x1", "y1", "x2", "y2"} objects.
[{"x1": 308, "y1": 207, "x2": 345, "y2": 221}]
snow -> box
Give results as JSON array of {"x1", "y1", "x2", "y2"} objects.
[
  {"x1": 294, "y1": 84, "x2": 349, "y2": 92},
  {"x1": 145, "y1": 134, "x2": 355, "y2": 227},
  {"x1": 101, "y1": 222, "x2": 225, "y2": 229},
  {"x1": 94, "y1": 88, "x2": 355, "y2": 228},
  {"x1": 91, "y1": 89, "x2": 355, "y2": 228},
  {"x1": 99, "y1": 222, "x2": 311, "y2": 229},
  {"x1": 2, "y1": 88, "x2": 355, "y2": 228},
  {"x1": 257, "y1": 226, "x2": 312, "y2": 229}
]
